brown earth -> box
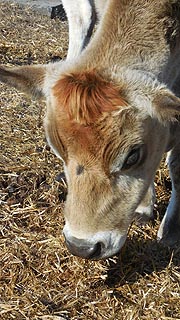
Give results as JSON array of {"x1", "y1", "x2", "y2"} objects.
[{"x1": 0, "y1": 2, "x2": 180, "y2": 320}]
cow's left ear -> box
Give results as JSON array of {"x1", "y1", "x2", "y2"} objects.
[
  {"x1": 153, "y1": 88, "x2": 180, "y2": 122},
  {"x1": 0, "y1": 64, "x2": 47, "y2": 98}
]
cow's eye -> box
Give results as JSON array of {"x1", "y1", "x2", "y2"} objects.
[{"x1": 122, "y1": 147, "x2": 141, "y2": 170}]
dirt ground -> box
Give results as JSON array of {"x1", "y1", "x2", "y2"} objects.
[{"x1": 0, "y1": 2, "x2": 180, "y2": 320}]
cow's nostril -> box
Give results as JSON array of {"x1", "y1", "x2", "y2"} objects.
[
  {"x1": 88, "y1": 242, "x2": 103, "y2": 259},
  {"x1": 65, "y1": 236, "x2": 104, "y2": 260}
]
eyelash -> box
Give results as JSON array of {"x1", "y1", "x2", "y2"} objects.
[{"x1": 122, "y1": 147, "x2": 141, "y2": 170}]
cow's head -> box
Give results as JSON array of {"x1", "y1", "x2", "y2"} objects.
[{"x1": 1, "y1": 63, "x2": 180, "y2": 259}]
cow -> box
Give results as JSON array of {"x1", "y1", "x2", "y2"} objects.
[{"x1": 1, "y1": 0, "x2": 180, "y2": 260}]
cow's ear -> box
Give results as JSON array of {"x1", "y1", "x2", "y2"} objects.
[
  {"x1": 153, "y1": 88, "x2": 180, "y2": 122},
  {"x1": 0, "y1": 64, "x2": 46, "y2": 98}
]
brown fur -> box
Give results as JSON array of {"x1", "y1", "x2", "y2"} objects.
[{"x1": 53, "y1": 70, "x2": 127, "y2": 125}]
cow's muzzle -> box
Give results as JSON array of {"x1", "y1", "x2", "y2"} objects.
[
  {"x1": 65, "y1": 236, "x2": 104, "y2": 259},
  {"x1": 63, "y1": 226, "x2": 127, "y2": 260}
]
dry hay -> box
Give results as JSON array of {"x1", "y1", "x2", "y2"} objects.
[{"x1": 0, "y1": 2, "x2": 180, "y2": 320}]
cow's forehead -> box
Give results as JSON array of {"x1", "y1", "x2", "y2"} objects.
[
  {"x1": 52, "y1": 70, "x2": 128, "y2": 123},
  {"x1": 53, "y1": 107, "x2": 144, "y2": 163},
  {"x1": 48, "y1": 69, "x2": 147, "y2": 158}
]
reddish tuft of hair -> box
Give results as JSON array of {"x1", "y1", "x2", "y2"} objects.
[{"x1": 53, "y1": 70, "x2": 127, "y2": 125}]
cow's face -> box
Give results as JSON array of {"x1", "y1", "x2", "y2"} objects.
[
  {"x1": 1, "y1": 65, "x2": 180, "y2": 259},
  {"x1": 45, "y1": 71, "x2": 169, "y2": 259}
]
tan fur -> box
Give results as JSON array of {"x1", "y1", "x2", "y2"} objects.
[
  {"x1": 76, "y1": 0, "x2": 180, "y2": 77},
  {"x1": 0, "y1": 65, "x2": 45, "y2": 97}
]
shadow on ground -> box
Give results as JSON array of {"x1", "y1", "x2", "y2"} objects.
[{"x1": 105, "y1": 237, "x2": 180, "y2": 288}]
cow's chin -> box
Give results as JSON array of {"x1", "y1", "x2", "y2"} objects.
[{"x1": 63, "y1": 224, "x2": 127, "y2": 260}]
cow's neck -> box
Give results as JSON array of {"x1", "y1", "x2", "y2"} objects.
[{"x1": 76, "y1": 0, "x2": 179, "y2": 80}]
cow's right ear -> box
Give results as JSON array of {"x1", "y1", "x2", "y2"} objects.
[{"x1": 0, "y1": 64, "x2": 47, "y2": 98}]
